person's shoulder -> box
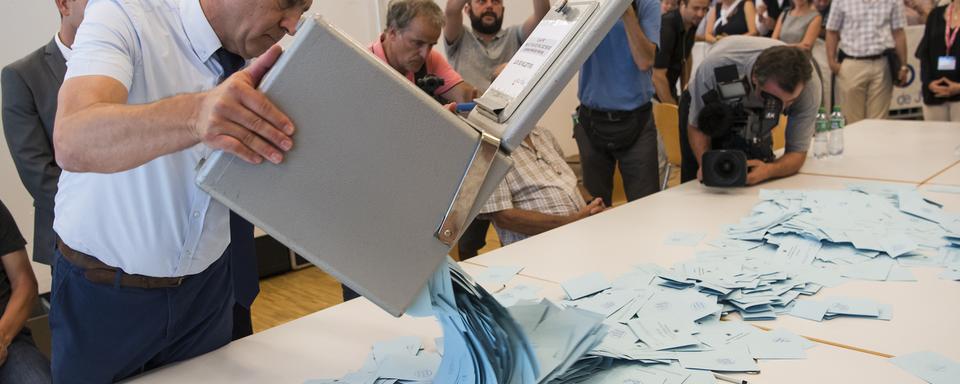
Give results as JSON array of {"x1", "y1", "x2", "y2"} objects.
[
  {"x1": 716, "y1": 36, "x2": 783, "y2": 52},
  {"x1": 638, "y1": 0, "x2": 661, "y2": 8},
  {"x1": 0, "y1": 200, "x2": 16, "y2": 227},
  {"x1": 3, "y1": 45, "x2": 48, "y2": 76},
  {"x1": 427, "y1": 48, "x2": 453, "y2": 66},
  {"x1": 929, "y1": 4, "x2": 947, "y2": 18}
]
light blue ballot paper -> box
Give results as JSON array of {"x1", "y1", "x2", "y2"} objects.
[
  {"x1": 561, "y1": 272, "x2": 612, "y2": 300},
  {"x1": 889, "y1": 351, "x2": 960, "y2": 384}
]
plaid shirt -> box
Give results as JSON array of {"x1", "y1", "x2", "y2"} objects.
[
  {"x1": 480, "y1": 128, "x2": 586, "y2": 246},
  {"x1": 826, "y1": 0, "x2": 906, "y2": 57}
]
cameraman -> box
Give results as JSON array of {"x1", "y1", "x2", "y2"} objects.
[
  {"x1": 679, "y1": 36, "x2": 821, "y2": 185},
  {"x1": 370, "y1": 0, "x2": 477, "y2": 105}
]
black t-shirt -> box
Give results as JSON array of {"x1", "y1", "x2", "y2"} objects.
[
  {"x1": 713, "y1": 0, "x2": 752, "y2": 36},
  {"x1": 915, "y1": 5, "x2": 960, "y2": 105},
  {"x1": 0, "y1": 200, "x2": 27, "y2": 315},
  {"x1": 655, "y1": 9, "x2": 697, "y2": 99}
]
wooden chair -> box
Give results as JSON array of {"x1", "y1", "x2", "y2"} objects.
[{"x1": 653, "y1": 103, "x2": 682, "y2": 190}]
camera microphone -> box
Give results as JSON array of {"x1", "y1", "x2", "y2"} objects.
[{"x1": 697, "y1": 94, "x2": 736, "y2": 138}]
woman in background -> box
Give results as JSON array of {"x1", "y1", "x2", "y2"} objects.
[
  {"x1": 915, "y1": 0, "x2": 960, "y2": 121},
  {"x1": 705, "y1": 0, "x2": 758, "y2": 42},
  {"x1": 772, "y1": 0, "x2": 823, "y2": 50}
]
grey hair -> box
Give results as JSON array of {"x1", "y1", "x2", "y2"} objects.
[{"x1": 385, "y1": 0, "x2": 445, "y2": 31}]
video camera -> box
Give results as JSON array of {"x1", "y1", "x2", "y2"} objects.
[
  {"x1": 415, "y1": 74, "x2": 445, "y2": 100},
  {"x1": 697, "y1": 64, "x2": 782, "y2": 187}
]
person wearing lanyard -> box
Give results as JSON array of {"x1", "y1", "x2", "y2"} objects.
[
  {"x1": 49, "y1": 0, "x2": 311, "y2": 381},
  {"x1": 915, "y1": 0, "x2": 960, "y2": 121}
]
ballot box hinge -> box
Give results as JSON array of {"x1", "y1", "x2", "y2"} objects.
[{"x1": 436, "y1": 131, "x2": 501, "y2": 245}]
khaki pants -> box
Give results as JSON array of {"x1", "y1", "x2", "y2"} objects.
[
  {"x1": 922, "y1": 101, "x2": 960, "y2": 122},
  {"x1": 837, "y1": 58, "x2": 892, "y2": 124}
]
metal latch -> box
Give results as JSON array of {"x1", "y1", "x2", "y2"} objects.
[{"x1": 436, "y1": 131, "x2": 501, "y2": 245}]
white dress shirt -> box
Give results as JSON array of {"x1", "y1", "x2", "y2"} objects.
[
  {"x1": 54, "y1": 32, "x2": 73, "y2": 61},
  {"x1": 55, "y1": 0, "x2": 234, "y2": 277}
]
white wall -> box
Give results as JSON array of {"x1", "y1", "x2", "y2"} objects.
[
  {"x1": 1, "y1": 0, "x2": 63, "y2": 293},
  {"x1": 0, "y1": 0, "x2": 583, "y2": 293}
]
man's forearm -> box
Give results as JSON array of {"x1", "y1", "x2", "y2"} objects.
[
  {"x1": 444, "y1": 0, "x2": 468, "y2": 43},
  {"x1": 766, "y1": 151, "x2": 807, "y2": 179},
  {"x1": 441, "y1": 82, "x2": 476, "y2": 104},
  {"x1": 0, "y1": 252, "x2": 37, "y2": 350},
  {"x1": 523, "y1": 0, "x2": 552, "y2": 38},
  {"x1": 893, "y1": 28, "x2": 907, "y2": 67},
  {"x1": 652, "y1": 70, "x2": 677, "y2": 104},
  {"x1": 622, "y1": 7, "x2": 656, "y2": 70},
  {"x1": 826, "y1": 30, "x2": 840, "y2": 64},
  {"x1": 490, "y1": 209, "x2": 577, "y2": 236},
  {"x1": 55, "y1": 92, "x2": 202, "y2": 173}
]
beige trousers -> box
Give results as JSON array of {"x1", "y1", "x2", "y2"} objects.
[
  {"x1": 922, "y1": 101, "x2": 960, "y2": 122},
  {"x1": 837, "y1": 58, "x2": 892, "y2": 124}
]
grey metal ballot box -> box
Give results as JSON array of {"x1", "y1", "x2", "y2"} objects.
[{"x1": 196, "y1": 0, "x2": 631, "y2": 316}]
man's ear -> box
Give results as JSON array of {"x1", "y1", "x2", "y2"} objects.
[{"x1": 56, "y1": 0, "x2": 71, "y2": 17}]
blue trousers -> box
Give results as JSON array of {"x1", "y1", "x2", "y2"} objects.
[
  {"x1": 49, "y1": 249, "x2": 234, "y2": 383},
  {"x1": 0, "y1": 329, "x2": 51, "y2": 383}
]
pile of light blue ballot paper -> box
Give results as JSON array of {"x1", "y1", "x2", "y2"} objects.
[
  {"x1": 311, "y1": 259, "x2": 611, "y2": 383},
  {"x1": 314, "y1": 183, "x2": 960, "y2": 383}
]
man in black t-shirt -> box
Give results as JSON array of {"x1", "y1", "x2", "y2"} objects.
[
  {"x1": 0, "y1": 200, "x2": 50, "y2": 382},
  {"x1": 653, "y1": 0, "x2": 710, "y2": 105}
]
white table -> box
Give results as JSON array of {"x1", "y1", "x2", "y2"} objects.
[
  {"x1": 741, "y1": 267, "x2": 960, "y2": 361},
  {"x1": 129, "y1": 266, "x2": 925, "y2": 384},
  {"x1": 799, "y1": 119, "x2": 960, "y2": 183},
  {"x1": 924, "y1": 161, "x2": 960, "y2": 187},
  {"x1": 466, "y1": 174, "x2": 910, "y2": 283},
  {"x1": 466, "y1": 173, "x2": 960, "y2": 360}
]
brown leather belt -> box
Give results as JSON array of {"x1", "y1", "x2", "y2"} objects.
[{"x1": 57, "y1": 240, "x2": 186, "y2": 289}]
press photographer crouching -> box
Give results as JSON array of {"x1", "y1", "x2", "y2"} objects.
[{"x1": 679, "y1": 36, "x2": 822, "y2": 186}]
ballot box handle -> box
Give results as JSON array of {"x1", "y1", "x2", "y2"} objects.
[{"x1": 436, "y1": 131, "x2": 501, "y2": 245}]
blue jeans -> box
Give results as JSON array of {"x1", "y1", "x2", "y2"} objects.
[
  {"x1": 49, "y1": 248, "x2": 234, "y2": 383},
  {"x1": 0, "y1": 329, "x2": 51, "y2": 383}
]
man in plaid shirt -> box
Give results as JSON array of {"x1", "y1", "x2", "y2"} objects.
[
  {"x1": 825, "y1": 0, "x2": 909, "y2": 123},
  {"x1": 480, "y1": 127, "x2": 606, "y2": 246}
]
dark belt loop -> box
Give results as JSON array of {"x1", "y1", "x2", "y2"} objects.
[{"x1": 113, "y1": 270, "x2": 123, "y2": 289}]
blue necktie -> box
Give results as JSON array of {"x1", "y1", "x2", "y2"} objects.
[{"x1": 214, "y1": 48, "x2": 260, "y2": 308}]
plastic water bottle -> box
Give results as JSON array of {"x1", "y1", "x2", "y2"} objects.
[
  {"x1": 814, "y1": 107, "x2": 829, "y2": 159},
  {"x1": 828, "y1": 106, "x2": 845, "y2": 156}
]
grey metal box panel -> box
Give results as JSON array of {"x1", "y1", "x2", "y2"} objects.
[{"x1": 197, "y1": 17, "x2": 511, "y2": 316}]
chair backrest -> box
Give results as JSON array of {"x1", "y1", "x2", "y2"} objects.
[
  {"x1": 653, "y1": 103, "x2": 682, "y2": 166},
  {"x1": 772, "y1": 114, "x2": 787, "y2": 151}
]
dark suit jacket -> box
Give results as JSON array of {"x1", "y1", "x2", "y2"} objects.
[{"x1": 2, "y1": 38, "x2": 65, "y2": 265}]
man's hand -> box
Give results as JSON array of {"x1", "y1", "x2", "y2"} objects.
[
  {"x1": 829, "y1": 60, "x2": 842, "y2": 75},
  {"x1": 193, "y1": 45, "x2": 294, "y2": 165},
  {"x1": 0, "y1": 340, "x2": 7, "y2": 366},
  {"x1": 575, "y1": 198, "x2": 606, "y2": 220},
  {"x1": 746, "y1": 159, "x2": 773, "y2": 185},
  {"x1": 897, "y1": 66, "x2": 909, "y2": 87}
]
